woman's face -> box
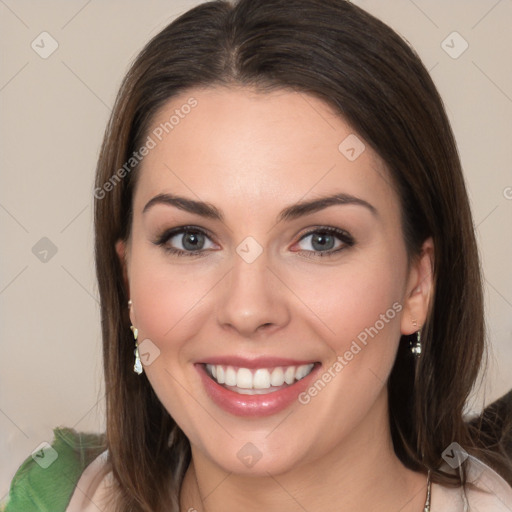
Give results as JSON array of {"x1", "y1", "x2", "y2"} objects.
[{"x1": 117, "y1": 86, "x2": 432, "y2": 476}]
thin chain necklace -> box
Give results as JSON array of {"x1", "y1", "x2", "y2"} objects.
[
  {"x1": 192, "y1": 468, "x2": 433, "y2": 511},
  {"x1": 424, "y1": 470, "x2": 432, "y2": 512}
]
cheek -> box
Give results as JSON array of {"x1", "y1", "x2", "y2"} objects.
[
  {"x1": 126, "y1": 248, "x2": 216, "y2": 434},
  {"x1": 128, "y1": 247, "x2": 218, "y2": 343},
  {"x1": 282, "y1": 256, "x2": 407, "y2": 454},
  {"x1": 289, "y1": 254, "x2": 406, "y2": 352}
]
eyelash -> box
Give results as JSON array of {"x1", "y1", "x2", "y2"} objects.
[{"x1": 153, "y1": 225, "x2": 355, "y2": 258}]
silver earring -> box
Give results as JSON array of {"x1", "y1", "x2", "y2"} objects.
[
  {"x1": 128, "y1": 300, "x2": 143, "y2": 375},
  {"x1": 410, "y1": 329, "x2": 422, "y2": 357},
  {"x1": 130, "y1": 325, "x2": 143, "y2": 374}
]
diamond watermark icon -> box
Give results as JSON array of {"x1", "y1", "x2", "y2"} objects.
[
  {"x1": 139, "y1": 338, "x2": 160, "y2": 366},
  {"x1": 236, "y1": 236, "x2": 263, "y2": 264},
  {"x1": 441, "y1": 32, "x2": 468, "y2": 59},
  {"x1": 32, "y1": 237, "x2": 58, "y2": 263},
  {"x1": 138, "y1": 338, "x2": 161, "y2": 367},
  {"x1": 31, "y1": 32, "x2": 59, "y2": 59},
  {"x1": 31, "y1": 442, "x2": 58, "y2": 469},
  {"x1": 237, "y1": 442, "x2": 263, "y2": 468},
  {"x1": 442, "y1": 442, "x2": 469, "y2": 469},
  {"x1": 338, "y1": 134, "x2": 365, "y2": 161}
]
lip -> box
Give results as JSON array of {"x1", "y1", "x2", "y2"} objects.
[
  {"x1": 198, "y1": 356, "x2": 316, "y2": 369},
  {"x1": 195, "y1": 360, "x2": 321, "y2": 417}
]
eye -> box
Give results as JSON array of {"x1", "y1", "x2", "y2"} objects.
[
  {"x1": 154, "y1": 226, "x2": 217, "y2": 257},
  {"x1": 294, "y1": 227, "x2": 354, "y2": 257},
  {"x1": 153, "y1": 225, "x2": 354, "y2": 258}
]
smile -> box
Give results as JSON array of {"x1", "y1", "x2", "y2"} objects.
[
  {"x1": 197, "y1": 359, "x2": 321, "y2": 417},
  {"x1": 205, "y1": 363, "x2": 315, "y2": 395}
]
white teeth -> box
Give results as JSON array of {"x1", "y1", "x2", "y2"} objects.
[
  {"x1": 225, "y1": 366, "x2": 237, "y2": 386},
  {"x1": 205, "y1": 363, "x2": 315, "y2": 392},
  {"x1": 237, "y1": 368, "x2": 253, "y2": 389},
  {"x1": 216, "y1": 365, "x2": 225, "y2": 384},
  {"x1": 284, "y1": 366, "x2": 296, "y2": 385},
  {"x1": 270, "y1": 367, "x2": 285, "y2": 386},
  {"x1": 253, "y1": 368, "x2": 271, "y2": 389},
  {"x1": 295, "y1": 364, "x2": 310, "y2": 380}
]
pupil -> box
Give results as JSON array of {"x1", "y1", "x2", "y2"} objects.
[{"x1": 312, "y1": 233, "x2": 334, "y2": 251}]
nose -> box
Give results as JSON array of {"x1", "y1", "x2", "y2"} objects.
[{"x1": 216, "y1": 249, "x2": 291, "y2": 339}]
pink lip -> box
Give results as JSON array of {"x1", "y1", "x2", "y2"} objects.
[
  {"x1": 198, "y1": 356, "x2": 316, "y2": 369},
  {"x1": 195, "y1": 361, "x2": 321, "y2": 417}
]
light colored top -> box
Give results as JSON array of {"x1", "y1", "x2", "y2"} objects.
[
  {"x1": 67, "y1": 452, "x2": 512, "y2": 511},
  {"x1": 430, "y1": 455, "x2": 512, "y2": 511},
  {"x1": 3, "y1": 425, "x2": 511, "y2": 511},
  {"x1": 65, "y1": 450, "x2": 113, "y2": 512}
]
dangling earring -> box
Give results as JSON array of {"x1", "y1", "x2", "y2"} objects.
[
  {"x1": 130, "y1": 325, "x2": 143, "y2": 375},
  {"x1": 410, "y1": 330, "x2": 422, "y2": 357},
  {"x1": 128, "y1": 300, "x2": 143, "y2": 375},
  {"x1": 410, "y1": 319, "x2": 422, "y2": 357}
]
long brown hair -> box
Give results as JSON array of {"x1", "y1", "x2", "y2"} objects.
[{"x1": 93, "y1": 0, "x2": 512, "y2": 509}]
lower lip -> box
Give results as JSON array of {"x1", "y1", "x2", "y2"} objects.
[{"x1": 196, "y1": 363, "x2": 321, "y2": 417}]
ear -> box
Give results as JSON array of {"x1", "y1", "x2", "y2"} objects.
[
  {"x1": 400, "y1": 237, "x2": 434, "y2": 335},
  {"x1": 115, "y1": 239, "x2": 133, "y2": 321}
]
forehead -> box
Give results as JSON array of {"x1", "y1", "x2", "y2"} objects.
[{"x1": 134, "y1": 86, "x2": 398, "y2": 221}]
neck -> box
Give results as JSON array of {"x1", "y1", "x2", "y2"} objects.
[{"x1": 180, "y1": 389, "x2": 428, "y2": 512}]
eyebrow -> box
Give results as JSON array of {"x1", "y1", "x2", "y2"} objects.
[{"x1": 142, "y1": 192, "x2": 378, "y2": 222}]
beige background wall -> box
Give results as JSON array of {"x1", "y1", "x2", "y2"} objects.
[{"x1": 1, "y1": 0, "x2": 511, "y2": 497}]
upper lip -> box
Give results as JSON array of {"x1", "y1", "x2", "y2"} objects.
[{"x1": 197, "y1": 356, "x2": 318, "y2": 369}]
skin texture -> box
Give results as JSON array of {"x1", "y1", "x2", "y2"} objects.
[{"x1": 116, "y1": 86, "x2": 434, "y2": 511}]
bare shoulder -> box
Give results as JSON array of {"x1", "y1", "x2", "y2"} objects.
[
  {"x1": 431, "y1": 455, "x2": 512, "y2": 511},
  {"x1": 66, "y1": 450, "x2": 115, "y2": 512}
]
